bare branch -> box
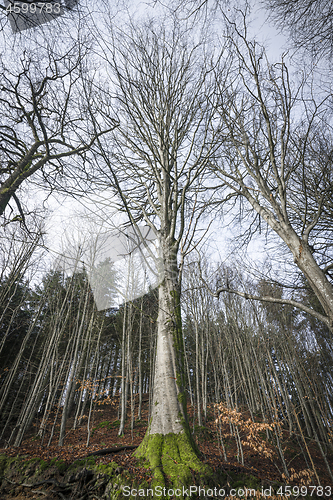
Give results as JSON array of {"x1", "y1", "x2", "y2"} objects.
[{"x1": 196, "y1": 259, "x2": 332, "y2": 328}]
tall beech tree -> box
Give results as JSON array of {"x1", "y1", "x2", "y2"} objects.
[
  {"x1": 211, "y1": 16, "x2": 333, "y2": 331},
  {"x1": 89, "y1": 18, "x2": 222, "y2": 488}
]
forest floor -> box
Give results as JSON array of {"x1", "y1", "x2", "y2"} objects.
[{"x1": 0, "y1": 396, "x2": 332, "y2": 499}]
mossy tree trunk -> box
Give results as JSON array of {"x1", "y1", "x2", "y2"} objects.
[{"x1": 135, "y1": 243, "x2": 211, "y2": 490}]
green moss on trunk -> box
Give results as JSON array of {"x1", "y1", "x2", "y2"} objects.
[
  {"x1": 135, "y1": 431, "x2": 211, "y2": 495},
  {"x1": 169, "y1": 288, "x2": 187, "y2": 418}
]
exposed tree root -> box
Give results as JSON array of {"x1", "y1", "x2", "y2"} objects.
[
  {"x1": 1, "y1": 470, "x2": 105, "y2": 499},
  {"x1": 85, "y1": 444, "x2": 138, "y2": 457}
]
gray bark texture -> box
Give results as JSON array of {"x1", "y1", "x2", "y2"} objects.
[{"x1": 149, "y1": 261, "x2": 185, "y2": 435}]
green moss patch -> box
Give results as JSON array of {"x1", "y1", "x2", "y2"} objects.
[
  {"x1": 96, "y1": 460, "x2": 119, "y2": 476},
  {"x1": 0, "y1": 454, "x2": 143, "y2": 500},
  {"x1": 135, "y1": 431, "x2": 211, "y2": 495},
  {"x1": 49, "y1": 458, "x2": 67, "y2": 473},
  {"x1": 68, "y1": 456, "x2": 96, "y2": 471}
]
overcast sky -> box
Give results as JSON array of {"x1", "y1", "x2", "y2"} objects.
[{"x1": 1, "y1": 0, "x2": 292, "y2": 303}]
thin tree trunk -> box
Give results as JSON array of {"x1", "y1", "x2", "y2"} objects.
[
  {"x1": 118, "y1": 303, "x2": 128, "y2": 436},
  {"x1": 195, "y1": 320, "x2": 202, "y2": 426},
  {"x1": 137, "y1": 300, "x2": 143, "y2": 420}
]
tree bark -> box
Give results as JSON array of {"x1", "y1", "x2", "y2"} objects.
[
  {"x1": 135, "y1": 245, "x2": 210, "y2": 488},
  {"x1": 149, "y1": 280, "x2": 185, "y2": 435},
  {"x1": 257, "y1": 206, "x2": 333, "y2": 329}
]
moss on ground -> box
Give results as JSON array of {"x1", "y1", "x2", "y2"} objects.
[
  {"x1": 96, "y1": 460, "x2": 119, "y2": 476},
  {"x1": 68, "y1": 456, "x2": 96, "y2": 471},
  {"x1": 0, "y1": 453, "x2": 326, "y2": 500},
  {"x1": 49, "y1": 457, "x2": 67, "y2": 473}
]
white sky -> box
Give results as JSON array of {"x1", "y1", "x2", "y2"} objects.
[
  {"x1": 2, "y1": 0, "x2": 292, "y2": 304},
  {"x1": 43, "y1": 0, "x2": 290, "y2": 300}
]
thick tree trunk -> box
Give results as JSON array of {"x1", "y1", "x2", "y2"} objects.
[
  {"x1": 135, "y1": 249, "x2": 210, "y2": 490},
  {"x1": 248, "y1": 193, "x2": 333, "y2": 329},
  {"x1": 280, "y1": 227, "x2": 333, "y2": 328},
  {"x1": 149, "y1": 281, "x2": 185, "y2": 434}
]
